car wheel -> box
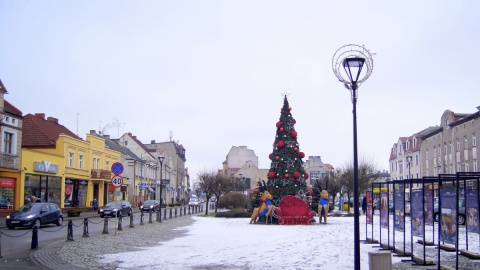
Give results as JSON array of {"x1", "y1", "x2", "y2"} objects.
[
  {"x1": 7, "y1": 224, "x2": 14, "y2": 230},
  {"x1": 458, "y1": 214, "x2": 466, "y2": 225},
  {"x1": 33, "y1": 219, "x2": 41, "y2": 228},
  {"x1": 56, "y1": 216, "x2": 63, "y2": 226},
  {"x1": 434, "y1": 213, "x2": 439, "y2": 223}
]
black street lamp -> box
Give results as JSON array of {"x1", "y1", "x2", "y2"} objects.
[
  {"x1": 158, "y1": 155, "x2": 165, "y2": 222},
  {"x1": 333, "y1": 44, "x2": 374, "y2": 270},
  {"x1": 406, "y1": 155, "x2": 412, "y2": 180}
]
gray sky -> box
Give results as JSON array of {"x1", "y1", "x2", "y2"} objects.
[{"x1": 1, "y1": 1, "x2": 479, "y2": 181}]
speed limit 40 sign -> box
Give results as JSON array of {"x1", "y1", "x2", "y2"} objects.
[{"x1": 111, "y1": 175, "x2": 124, "y2": 187}]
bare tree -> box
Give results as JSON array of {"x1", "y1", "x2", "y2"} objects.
[{"x1": 196, "y1": 170, "x2": 217, "y2": 215}]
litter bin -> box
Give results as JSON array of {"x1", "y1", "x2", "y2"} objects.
[{"x1": 344, "y1": 202, "x2": 349, "y2": 211}]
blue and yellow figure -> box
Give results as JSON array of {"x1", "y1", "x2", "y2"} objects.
[{"x1": 318, "y1": 190, "x2": 329, "y2": 223}]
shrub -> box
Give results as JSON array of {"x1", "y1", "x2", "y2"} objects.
[
  {"x1": 215, "y1": 209, "x2": 251, "y2": 218},
  {"x1": 218, "y1": 192, "x2": 248, "y2": 209}
]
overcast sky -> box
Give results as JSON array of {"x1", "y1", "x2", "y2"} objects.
[{"x1": 1, "y1": 1, "x2": 479, "y2": 182}]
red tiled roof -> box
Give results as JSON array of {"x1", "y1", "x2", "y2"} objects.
[
  {"x1": 4, "y1": 100, "x2": 23, "y2": 117},
  {"x1": 22, "y1": 113, "x2": 81, "y2": 147}
]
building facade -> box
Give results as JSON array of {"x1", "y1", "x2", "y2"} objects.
[{"x1": 303, "y1": 156, "x2": 334, "y2": 187}]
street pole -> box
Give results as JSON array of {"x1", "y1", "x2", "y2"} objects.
[{"x1": 158, "y1": 155, "x2": 165, "y2": 223}]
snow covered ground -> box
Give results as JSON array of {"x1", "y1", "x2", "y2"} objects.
[{"x1": 98, "y1": 214, "x2": 414, "y2": 270}]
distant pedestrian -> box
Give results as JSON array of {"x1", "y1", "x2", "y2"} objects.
[
  {"x1": 92, "y1": 198, "x2": 98, "y2": 211},
  {"x1": 362, "y1": 196, "x2": 367, "y2": 215}
]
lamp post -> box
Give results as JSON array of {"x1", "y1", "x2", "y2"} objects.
[
  {"x1": 406, "y1": 155, "x2": 412, "y2": 180},
  {"x1": 158, "y1": 155, "x2": 165, "y2": 222},
  {"x1": 333, "y1": 44, "x2": 374, "y2": 270}
]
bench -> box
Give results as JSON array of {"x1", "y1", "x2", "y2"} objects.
[{"x1": 275, "y1": 195, "x2": 315, "y2": 225}]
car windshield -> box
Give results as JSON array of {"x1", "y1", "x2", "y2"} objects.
[
  {"x1": 144, "y1": 200, "x2": 156, "y2": 205},
  {"x1": 106, "y1": 201, "x2": 120, "y2": 207},
  {"x1": 17, "y1": 204, "x2": 42, "y2": 212}
]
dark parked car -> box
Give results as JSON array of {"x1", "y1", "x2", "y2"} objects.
[
  {"x1": 99, "y1": 200, "x2": 133, "y2": 218},
  {"x1": 434, "y1": 198, "x2": 465, "y2": 225},
  {"x1": 140, "y1": 200, "x2": 160, "y2": 212},
  {"x1": 0, "y1": 198, "x2": 9, "y2": 209},
  {"x1": 6, "y1": 203, "x2": 63, "y2": 229}
]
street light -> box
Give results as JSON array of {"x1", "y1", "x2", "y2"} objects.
[
  {"x1": 406, "y1": 155, "x2": 412, "y2": 180},
  {"x1": 333, "y1": 44, "x2": 374, "y2": 270},
  {"x1": 158, "y1": 155, "x2": 165, "y2": 222}
]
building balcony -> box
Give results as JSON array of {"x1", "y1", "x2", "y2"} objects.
[
  {"x1": 0, "y1": 153, "x2": 19, "y2": 170},
  {"x1": 91, "y1": 169, "x2": 112, "y2": 179}
]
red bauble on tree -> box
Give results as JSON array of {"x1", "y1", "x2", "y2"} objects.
[
  {"x1": 299, "y1": 152, "x2": 305, "y2": 158},
  {"x1": 276, "y1": 121, "x2": 282, "y2": 128},
  {"x1": 284, "y1": 173, "x2": 289, "y2": 178},
  {"x1": 275, "y1": 156, "x2": 280, "y2": 160},
  {"x1": 294, "y1": 147, "x2": 298, "y2": 151},
  {"x1": 277, "y1": 141, "x2": 285, "y2": 148},
  {"x1": 280, "y1": 127, "x2": 284, "y2": 131},
  {"x1": 269, "y1": 153, "x2": 272, "y2": 160},
  {"x1": 268, "y1": 172, "x2": 276, "y2": 179},
  {"x1": 291, "y1": 130, "x2": 297, "y2": 138},
  {"x1": 293, "y1": 171, "x2": 301, "y2": 179},
  {"x1": 304, "y1": 172, "x2": 309, "y2": 179}
]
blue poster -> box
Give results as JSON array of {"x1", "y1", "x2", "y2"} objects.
[
  {"x1": 439, "y1": 188, "x2": 457, "y2": 244},
  {"x1": 465, "y1": 190, "x2": 479, "y2": 233},
  {"x1": 394, "y1": 189, "x2": 405, "y2": 232},
  {"x1": 411, "y1": 190, "x2": 424, "y2": 237},
  {"x1": 424, "y1": 191, "x2": 434, "y2": 226}
]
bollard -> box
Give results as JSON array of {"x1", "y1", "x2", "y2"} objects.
[
  {"x1": 184, "y1": 207, "x2": 186, "y2": 215},
  {"x1": 140, "y1": 211, "x2": 144, "y2": 225},
  {"x1": 164, "y1": 208, "x2": 167, "y2": 220},
  {"x1": 156, "y1": 209, "x2": 160, "y2": 222},
  {"x1": 118, "y1": 212, "x2": 123, "y2": 231},
  {"x1": 180, "y1": 206, "x2": 182, "y2": 216},
  {"x1": 83, "y1": 218, "x2": 89, "y2": 237},
  {"x1": 67, "y1": 220, "x2": 74, "y2": 241},
  {"x1": 0, "y1": 231, "x2": 2, "y2": 258},
  {"x1": 103, "y1": 217, "x2": 109, "y2": 234},
  {"x1": 188, "y1": 206, "x2": 191, "y2": 215},
  {"x1": 169, "y1": 208, "x2": 172, "y2": 219},
  {"x1": 31, "y1": 224, "x2": 39, "y2": 249},
  {"x1": 130, "y1": 213, "x2": 134, "y2": 228},
  {"x1": 368, "y1": 251, "x2": 392, "y2": 270},
  {"x1": 149, "y1": 211, "x2": 153, "y2": 223},
  {"x1": 175, "y1": 207, "x2": 177, "y2": 217},
  {"x1": 157, "y1": 208, "x2": 162, "y2": 223}
]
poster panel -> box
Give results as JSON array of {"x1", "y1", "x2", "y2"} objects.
[
  {"x1": 394, "y1": 189, "x2": 405, "y2": 232},
  {"x1": 439, "y1": 188, "x2": 457, "y2": 244},
  {"x1": 465, "y1": 190, "x2": 479, "y2": 233},
  {"x1": 366, "y1": 191, "x2": 373, "y2": 224},
  {"x1": 411, "y1": 190, "x2": 424, "y2": 237},
  {"x1": 380, "y1": 192, "x2": 389, "y2": 228},
  {"x1": 424, "y1": 190, "x2": 434, "y2": 226}
]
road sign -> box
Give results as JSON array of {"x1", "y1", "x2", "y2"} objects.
[
  {"x1": 111, "y1": 162, "x2": 124, "y2": 175},
  {"x1": 111, "y1": 175, "x2": 124, "y2": 187}
]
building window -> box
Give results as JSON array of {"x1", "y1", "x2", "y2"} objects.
[
  {"x1": 12, "y1": 119, "x2": 15, "y2": 124},
  {"x1": 3, "y1": 132, "x2": 13, "y2": 154},
  {"x1": 457, "y1": 139, "x2": 460, "y2": 151},
  {"x1": 465, "y1": 136, "x2": 469, "y2": 149},
  {"x1": 465, "y1": 162, "x2": 469, "y2": 172},
  {"x1": 474, "y1": 159, "x2": 478, "y2": 172},
  {"x1": 413, "y1": 138, "x2": 417, "y2": 148},
  {"x1": 449, "y1": 141, "x2": 453, "y2": 153},
  {"x1": 457, "y1": 162, "x2": 461, "y2": 172},
  {"x1": 406, "y1": 140, "x2": 410, "y2": 150},
  {"x1": 473, "y1": 133, "x2": 477, "y2": 147},
  {"x1": 79, "y1": 155, "x2": 83, "y2": 169},
  {"x1": 96, "y1": 159, "x2": 100, "y2": 170},
  {"x1": 69, "y1": 153, "x2": 74, "y2": 167},
  {"x1": 105, "y1": 161, "x2": 110, "y2": 171}
]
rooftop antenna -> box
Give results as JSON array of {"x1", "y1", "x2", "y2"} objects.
[
  {"x1": 76, "y1": 113, "x2": 80, "y2": 137},
  {"x1": 169, "y1": 130, "x2": 173, "y2": 142}
]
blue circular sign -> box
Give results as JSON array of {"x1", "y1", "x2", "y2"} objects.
[{"x1": 111, "y1": 162, "x2": 124, "y2": 175}]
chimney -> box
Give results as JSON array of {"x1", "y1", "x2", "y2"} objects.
[
  {"x1": 35, "y1": 113, "x2": 46, "y2": 119},
  {"x1": 90, "y1": 130, "x2": 96, "y2": 135},
  {"x1": 104, "y1": 135, "x2": 110, "y2": 139},
  {"x1": 47, "y1": 117, "x2": 58, "y2": 124},
  {"x1": 151, "y1": 140, "x2": 156, "y2": 144}
]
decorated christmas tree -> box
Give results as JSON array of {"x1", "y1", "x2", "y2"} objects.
[{"x1": 266, "y1": 95, "x2": 309, "y2": 205}]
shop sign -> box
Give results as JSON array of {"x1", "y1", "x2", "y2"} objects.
[
  {"x1": 34, "y1": 161, "x2": 59, "y2": 174},
  {"x1": 0, "y1": 178, "x2": 15, "y2": 188}
]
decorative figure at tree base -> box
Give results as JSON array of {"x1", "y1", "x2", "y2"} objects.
[
  {"x1": 318, "y1": 190, "x2": 329, "y2": 223},
  {"x1": 250, "y1": 181, "x2": 275, "y2": 224}
]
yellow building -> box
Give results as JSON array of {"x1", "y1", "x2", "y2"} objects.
[{"x1": 21, "y1": 113, "x2": 122, "y2": 209}]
